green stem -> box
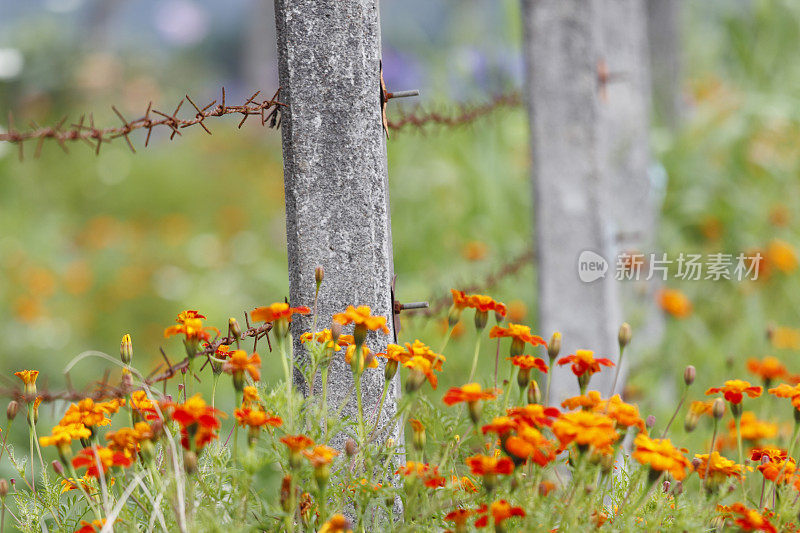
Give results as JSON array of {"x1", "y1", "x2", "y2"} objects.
[
  {"x1": 438, "y1": 324, "x2": 455, "y2": 356},
  {"x1": 468, "y1": 334, "x2": 482, "y2": 383},
  {"x1": 368, "y1": 382, "x2": 390, "y2": 436},
  {"x1": 545, "y1": 358, "x2": 554, "y2": 406},
  {"x1": 321, "y1": 366, "x2": 330, "y2": 442},
  {"x1": 278, "y1": 335, "x2": 294, "y2": 431},
  {"x1": 211, "y1": 373, "x2": 220, "y2": 410},
  {"x1": 735, "y1": 414, "x2": 747, "y2": 500}
]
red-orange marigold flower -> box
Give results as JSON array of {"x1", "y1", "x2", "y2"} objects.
[
  {"x1": 474, "y1": 500, "x2": 525, "y2": 528},
  {"x1": 465, "y1": 454, "x2": 514, "y2": 476},
  {"x1": 503, "y1": 424, "x2": 557, "y2": 466},
  {"x1": 658, "y1": 289, "x2": 692, "y2": 318},
  {"x1": 395, "y1": 461, "x2": 446, "y2": 488},
  {"x1": 74, "y1": 520, "x2": 105, "y2": 533},
  {"x1": 280, "y1": 434, "x2": 315, "y2": 453},
  {"x1": 508, "y1": 355, "x2": 548, "y2": 373},
  {"x1": 443, "y1": 383, "x2": 500, "y2": 406},
  {"x1": 747, "y1": 356, "x2": 788, "y2": 382},
  {"x1": 466, "y1": 294, "x2": 507, "y2": 317},
  {"x1": 300, "y1": 329, "x2": 354, "y2": 351},
  {"x1": 489, "y1": 323, "x2": 547, "y2": 348},
  {"x1": 482, "y1": 416, "x2": 519, "y2": 436},
  {"x1": 725, "y1": 502, "x2": 777, "y2": 533},
  {"x1": 14, "y1": 370, "x2": 38, "y2": 386},
  {"x1": 234, "y1": 408, "x2": 282, "y2": 429},
  {"x1": 693, "y1": 452, "x2": 746, "y2": 481},
  {"x1": 706, "y1": 380, "x2": 762, "y2": 404},
  {"x1": 332, "y1": 305, "x2": 389, "y2": 334},
  {"x1": 557, "y1": 350, "x2": 614, "y2": 377},
  {"x1": 302, "y1": 445, "x2": 339, "y2": 467},
  {"x1": 72, "y1": 446, "x2": 131, "y2": 478},
  {"x1": 251, "y1": 302, "x2": 311, "y2": 324},
  {"x1": 506, "y1": 404, "x2": 560, "y2": 428}
]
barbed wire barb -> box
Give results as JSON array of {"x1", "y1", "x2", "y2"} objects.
[{"x1": 0, "y1": 87, "x2": 285, "y2": 156}]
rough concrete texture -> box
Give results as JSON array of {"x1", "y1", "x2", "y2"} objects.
[
  {"x1": 274, "y1": 0, "x2": 400, "y2": 450},
  {"x1": 597, "y1": 0, "x2": 664, "y2": 386},
  {"x1": 522, "y1": 0, "x2": 623, "y2": 405},
  {"x1": 646, "y1": 0, "x2": 683, "y2": 130}
]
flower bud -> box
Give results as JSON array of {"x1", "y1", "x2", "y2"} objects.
[
  {"x1": 467, "y1": 401, "x2": 482, "y2": 425},
  {"x1": 385, "y1": 359, "x2": 398, "y2": 381},
  {"x1": 683, "y1": 365, "x2": 696, "y2": 386},
  {"x1": 474, "y1": 310, "x2": 489, "y2": 331},
  {"x1": 618, "y1": 323, "x2": 632, "y2": 350},
  {"x1": 6, "y1": 401, "x2": 18, "y2": 422},
  {"x1": 315, "y1": 266, "x2": 324, "y2": 286},
  {"x1": 662, "y1": 480, "x2": 670, "y2": 493},
  {"x1": 547, "y1": 332, "x2": 561, "y2": 360},
  {"x1": 183, "y1": 451, "x2": 197, "y2": 475},
  {"x1": 331, "y1": 322, "x2": 342, "y2": 344},
  {"x1": 120, "y1": 334, "x2": 133, "y2": 365},
  {"x1": 0, "y1": 479, "x2": 8, "y2": 499},
  {"x1": 712, "y1": 398, "x2": 725, "y2": 419},
  {"x1": 517, "y1": 368, "x2": 531, "y2": 390},
  {"x1": 345, "y1": 439, "x2": 358, "y2": 457},
  {"x1": 684, "y1": 411, "x2": 699, "y2": 433},
  {"x1": 527, "y1": 380, "x2": 541, "y2": 405},
  {"x1": 51, "y1": 461, "x2": 64, "y2": 477},
  {"x1": 645, "y1": 415, "x2": 656, "y2": 430},
  {"x1": 229, "y1": 318, "x2": 242, "y2": 340},
  {"x1": 353, "y1": 324, "x2": 367, "y2": 347},
  {"x1": 671, "y1": 480, "x2": 683, "y2": 497}
]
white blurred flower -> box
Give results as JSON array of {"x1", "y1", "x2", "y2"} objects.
[
  {"x1": 0, "y1": 49, "x2": 23, "y2": 80},
  {"x1": 155, "y1": 0, "x2": 210, "y2": 46}
]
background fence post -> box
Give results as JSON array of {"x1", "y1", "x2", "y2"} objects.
[
  {"x1": 521, "y1": 0, "x2": 622, "y2": 404},
  {"x1": 273, "y1": 0, "x2": 400, "y2": 449}
]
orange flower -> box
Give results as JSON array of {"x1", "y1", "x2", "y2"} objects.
[
  {"x1": 251, "y1": 302, "x2": 311, "y2": 324},
  {"x1": 489, "y1": 323, "x2": 547, "y2": 352},
  {"x1": 693, "y1": 452, "x2": 746, "y2": 482},
  {"x1": 223, "y1": 350, "x2": 261, "y2": 382},
  {"x1": 302, "y1": 445, "x2": 339, "y2": 467},
  {"x1": 595, "y1": 395, "x2": 645, "y2": 431},
  {"x1": 40, "y1": 423, "x2": 92, "y2": 449},
  {"x1": 129, "y1": 390, "x2": 155, "y2": 416},
  {"x1": 74, "y1": 520, "x2": 106, "y2": 533},
  {"x1": 725, "y1": 502, "x2": 777, "y2": 533},
  {"x1": 171, "y1": 394, "x2": 223, "y2": 450},
  {"x1": 466, "y1": 454, "x2": 515, "y2": 477},
  {"x1": 242, "y1": 386, "x2": 261, "y2": 408},
  {"x1": 300, "y1": 329, "x2": 354, "y2": 351},
  {"x1": 632, "y1": 434, "x2": 691, "y2": 481},
  {"x1": 14, "y1": 370, "x2": 39, "y2": 386},
  {"x1": 768, "y1": 382, "x2": 800, "y2": 409},
  {"x1": 466, "y1": 294, "x2": 507, "y2": 317},
  {"x1": 727, "y1": 412, "x2": 777, "y2": 442},
  {"x1": 508, "y1": 355, "x2": 548, "y2": 373},
  {"x1": 280, "y1": 434, "x2": 315, "y2": 453},
  {"x1": 451, "y1": 289, "x2": 470, "y2": 310},
  {"x1": 766, "y1": 239, "x2": 798, "y2": 273},
  {"x1": 344, "y1": 344, "x2": 379, "y2": 371},
  {"x1": 771, "y1": 327, "x2": 800, "y2": 350},
  {"x1": 60, "y1": 398, "x2": 125, "y2": 428},
  {"x1": 506, "y1": 404, "x2": 560, "y2": 428},
  {"x1": 561, "y1": 391, "x2": 604, "y2": 411},
  {"x1": 706, "y1": 380, "x2": 762, "y2": 404},
  {"x1": 482, "y1": 417, "x2": 519, "y2": 437},
  {"x1": 445, "y1": 508, "x2": 475, "y2": 529},
  {"x1": 474, "y1": 500, "x2": 525, "y2": 528},
  {"x1": 379, "y1": 340, "x2": 445, "y2": 370},
  {"x1": 557, "y1": 350, "x2": 614, "y2": 378},
  {"x1": 551, "y1": 411, "x2": 619, "y2": 453},
  {"x1": 747, "y1": 356, "x2": 788, "y2": 382},
  {"x1": 164, "y1": 309, "x2": 217, "y2": 342},
  {"x1": 332, "y1": 305, "x2": 389, "y2": 334},
  {"x1": 750, "y1": 446, "x2": 787, "y2": 464},
  {"x1": 105, "y1": 426, "x2": 143, "y2": 457},
  {"x1": 403, "y1": 355, "x2": 440, "y2": 390},
  {"x1": 658, "y1": 289, "x2": 692, "y2": 318},
  {"x1": 503, "y1": 424, "x2": 557, "y2": 466},
  {"x1": 443, "y1": 383, "x2": 500, "y2": 406},
  {"x1": 72, "y1": 446, "x2": 132, "y2": 478},
  {"x1": 688, "y1": 400, "x2": 716, "y2": 417},
  {"x1": 450, "y1": 476, "x2": 479, "y2": 493},
  {"x1": 395, "y1": 461, "x2": 446, "y2": 488},
  {"x1": 234, "y1": 408, "x2": 282, "y2": 429},
  {"x1": 318, "y1": 514, "x2": 352, "y2": 533},
  {"x1": 757, "y1": 456, "x2": 796, "y2": 484}
]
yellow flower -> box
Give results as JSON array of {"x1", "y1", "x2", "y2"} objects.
[{"x1": 632, "y1": 434, "x2": 690, "y2": 481}]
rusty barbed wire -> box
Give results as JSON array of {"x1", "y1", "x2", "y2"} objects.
[
  {"x1": 0, "y1": 88, "x2": 284, "y2": 160},
  {"x1": 408, "y1": 247, "x2": 535, "y2": 319},
  {"x1": 386, "y1": 91, "x2": 522, "y2": 132},
  {"x1": 5, "y1": 317, "x2": 273, "y2": 405}
]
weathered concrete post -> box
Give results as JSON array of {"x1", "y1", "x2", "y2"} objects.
[
  {"x1": 273, "y1": 0, "x2": 399, "y2": 448},
  {"x1": 521, "y1": 0, "x2": 622, "y2": 404},
  {"x1": 646, "y1": 0, "x2": 683, "y2": 130},
  {"x1": 596, "y1": 0, "x2": 662, "y2": 391}
]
